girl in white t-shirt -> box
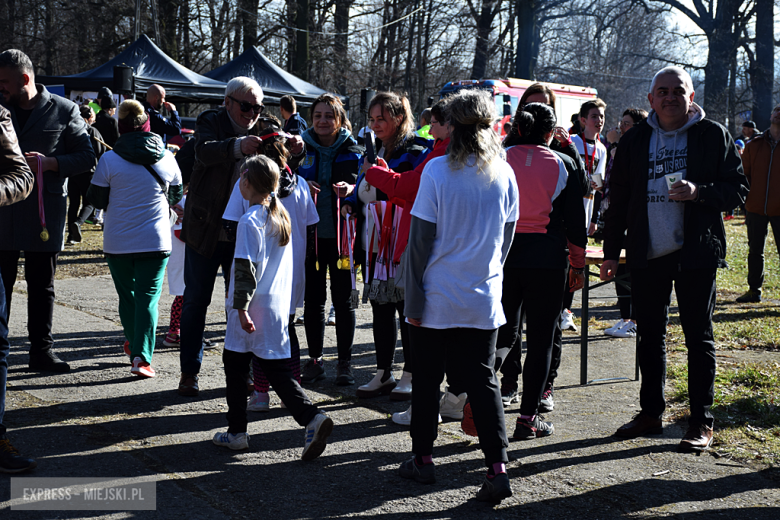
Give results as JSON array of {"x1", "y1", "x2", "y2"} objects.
[{"x1": 213, "y1": 155, "x2": 333, "y2": 461}]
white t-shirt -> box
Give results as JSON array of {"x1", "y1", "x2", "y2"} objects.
[
  {"x1": 225, "y1": 205, "x2": 294, "y2": 359},
  {"x1": 223, "y1": 175, "x2": 318, "y2": 312},
  {"x1": 410, "y1": 155, "x2": 518, "y2": 330},
  {"x1": 572, "y1": 134, "x2": 607, "y2": 229},
  {"x1": 91, "y1": 151, "x2": 182, "y2": 254}
]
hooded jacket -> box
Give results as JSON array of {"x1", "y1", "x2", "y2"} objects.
[{"x1": 603, "y1": 104, "x2": 747, "y2": 269}]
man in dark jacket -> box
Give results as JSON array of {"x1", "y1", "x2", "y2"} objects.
[
  {"x1": 143, "y1": 84, "x2": 181, "y2": 145},
  {"x1": 0, "y1": 105, "x2": 37, "y2": 473},
  {"x1": 735, "y1": 104, "x2": 780, "y2": 303},
  {"x1": 280, "y1": 95, "x2": 308, "y2": 135},
  {"x1": 0, "y1": 49, "x2": 96, "y2": 373},
  {"x1": 601, "y1": 66, "x2": 747, "y2": 452},
  {"x1": 178, "y1": 77, "x2": 304, "y2": 396}
]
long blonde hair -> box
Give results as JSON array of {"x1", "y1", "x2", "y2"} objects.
[
  {"x1": 242, "y1": 155, "x2": 291, "y2": 247},
  {"x1": 368, "y1": 91, "x2": 415, "y2": 154},
  {"x1": 446, "y1": 89, "x2": 504, "y2": 178}
]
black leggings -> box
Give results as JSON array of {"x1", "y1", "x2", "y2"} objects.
[
  {"x1": 495, "y1": 267, "x2": 566, "y2": 416},
  {"x1": 371, "y1": 299, "x2": 411, "y2": 372}
]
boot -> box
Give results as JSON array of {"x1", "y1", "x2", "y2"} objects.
[
  {"x1": 390, "y1": 370, "x2": 412, "y2": 401},
  {"x1": 356, "y1": 369, "x2": 396, "y2": 398},
  {"x1": 28, "y1": 350, "x2": 70, "y2": 373}
]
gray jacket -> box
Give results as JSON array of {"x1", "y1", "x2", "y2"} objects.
[{"x1": 0, "y1": 84, "x2": 96, "y2": 251}]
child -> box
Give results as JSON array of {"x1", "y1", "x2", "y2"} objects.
[
  {"x1": 213, "y1": 155, "x2": 333, "y2": 461},
  {"x1": 223, "y1": 126, "x2": 319, "y2": 411}
]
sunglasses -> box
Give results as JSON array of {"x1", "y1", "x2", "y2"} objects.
[{"x1": 228, "y1": 95, "x2": 264, "y2": 114}]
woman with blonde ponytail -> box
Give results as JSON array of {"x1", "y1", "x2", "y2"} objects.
[{"x1": 215, "y1": 155, "x2": 333, "y2": 460}]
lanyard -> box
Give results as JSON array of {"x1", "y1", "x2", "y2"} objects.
[
  {"x1": 347, "y1": 217, "x2": 357, "y2": 290},
  {"x1": 36, "y1": 156, "x2": 49, "y2": 242},
  {"x1": 579, "y1": 133, "x2": 597, "y2": 176},
  {"x1": 313, "y1": 192, "x2": 319, "y2": 270}
]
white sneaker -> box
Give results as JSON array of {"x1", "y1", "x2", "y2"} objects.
[
  {"x1": 612, "y1": 321, "x2": 637, "y2": 338},
  {"x1": 356, "y1": 369, "x2": 397, "y2": 398},
  {"x1": 389, "y1": 370, "x2": 412, "y2": 401},
  {"x1": 561, "y1": 309, "x2": 578, "y2": 332},
  {"x1": 327, "y1": 306, "x2": 336, "y2": 326},
  {"x1": 439, "y1": 389, "x2": 468, "y2": 420},
  {"x1": 247, "y1": 391, "x2": 270, "y2": 412},
  {"x1": 604, "y1": 320, "x2": 626, "y2": 337},
  {"x1": 213, "y1": 431, "x2": 249, "y2": 450},
  {"x1": 302, "y1": 413, "x2": 334, "y2": 461},
  {"x1": 392, "y1": 405, "x2": 441, "y2": 426}
]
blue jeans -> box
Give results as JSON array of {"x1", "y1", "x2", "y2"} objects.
[
  {"x1": 179, "y1": 242, "x2": 234, "y2": 375},
  {"x1": 0, "y1": 264, "x2": 9, "y2": 434}
]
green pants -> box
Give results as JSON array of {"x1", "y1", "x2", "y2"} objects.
[{"x1": 107, "y1": 255, "x2": 169, "y2": 364}]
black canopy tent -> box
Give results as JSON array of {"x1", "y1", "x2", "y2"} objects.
[
  {"x1": 205, "y1": 46, "x2": 339, "y2": 107},
  {"x1": 39, "y1": 35, "x2": 229, "y2": 103}
]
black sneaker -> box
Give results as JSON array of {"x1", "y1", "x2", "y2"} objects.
[
  {"x1": 538, "y1": 383, "x2": 554, "y2": 413},
  {"x1": 335, "y1": 360, "x2": 354, "y2": 386},
  {"x1": 0, "y1": 435, "x2": 37, "y2": 474},
  {"x1": 736, "y1": 289, "x2": 762, "y2": 303},
  {"x1": 513, "y1": 415, "x2": 554, "y2": 440},
  {"x1": 70, "y1": 222, "x2": 82, "y2": 243},
  {"x1": 398, "y1": 457, "x2": 435, "y2": 484},
  {"x1": 301, "y1": 358, "x2": 325, "y2": 384},
  {"x1": 476, "y1": 472, "x2": 512, "y2": 502},
  {"x1": 28, "y1": 350, "x2": 70, "y2": 373},
  {"x1": 501, "y1": 386, "x2": 519, "y2": 407}
]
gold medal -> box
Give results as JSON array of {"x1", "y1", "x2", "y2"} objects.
[
  {"x1": 315, "y1": 260, "x2": 320, "y2": 271},
  {"x1": 339, "y1": 255, "x2": 350, "y2": 270},
  {"x1": 336, "y1": 258, "x2": 343, "y2": 270},
  {"x1": 40, "y1": 228, "x2": 49, "y2": 242}
]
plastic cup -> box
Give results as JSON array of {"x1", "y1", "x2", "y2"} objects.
[{"x1": 665, "y1": 173, "x2": 680, "y2": 191}]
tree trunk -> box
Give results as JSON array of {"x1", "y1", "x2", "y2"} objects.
[
  {"x1": 241, "y1": 0, "x2": 259, "y2": 51},
  {"x1": 295, "y1": 0, "x2": 309, "y2": 80},
  {"x1": 515, "y1": 0, "x2": 539, "y2": 79},
  {"x1": 334, "y1": 0, "x2": 353, "y2": 95},
  {"x1": 158, "y1": 0, "x2": 179, "y2": 60},
  {"x1": 752, "y1": 0, "x2": 773, "y2": 130},
  {"x1": 404, "y1": 4, "x2": 416, "y2": 94},
  {"x1": 702, "y1": 24, "x2": 735, "y2": 125},
  {"x1": 471, "y1": 0, "x2": 496, "y2": 80},
  {"x1": 728, "y1": 50, "x2": 736, "y2": 136},
  {"x1": 181, "y1": 0, "x2": 191, "y2": 68}
]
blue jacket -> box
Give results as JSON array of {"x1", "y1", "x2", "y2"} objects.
[{"x1": 143, "y1": 101, "x2": 181, "y2": 145}]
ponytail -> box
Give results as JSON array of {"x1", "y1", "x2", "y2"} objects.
[{"x1": 242, "y1": 155, "x2": 292, "y2": 247}]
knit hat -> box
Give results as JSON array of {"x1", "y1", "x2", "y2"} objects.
[
  {"x1": 743, "y1": 121, "x2": 757, "y2": 129},
  {"x1": 98, "y1": 86, "x2": 113, "y2": 101},
  {"x1": 100, "y1": 96, "x2": 117, "y2": 110},
  {"x1": 117, "y1": 99, "x2": 150, "y2": 134}
]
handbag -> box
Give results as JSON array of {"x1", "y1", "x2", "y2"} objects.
[{"x1": 142, "y1": 164, "x2": 177, "y2": 228}]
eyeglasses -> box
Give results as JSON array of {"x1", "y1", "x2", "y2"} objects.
[{"x1": 228, "y1": 96, "x2": 264, "y2": 114}]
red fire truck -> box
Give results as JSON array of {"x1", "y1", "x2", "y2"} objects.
[{"x1": 439, "y1": 78, "x2": 598, "y2": 135}]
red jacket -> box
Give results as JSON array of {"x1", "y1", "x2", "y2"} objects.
[{"x1": 365, "y1": 138, "x2": 449, "y2": 262}]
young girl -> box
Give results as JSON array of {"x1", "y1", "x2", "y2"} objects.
[
  {"x1": 222, "y1": 127, "x2": 319, "y2": 411},
  {"x1": 213, "y1": 155, "x2": 333, "y2": 461}
]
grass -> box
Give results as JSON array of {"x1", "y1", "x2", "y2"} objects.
[{"x1": 664, "y1": 215, "x2": 780, "y2": 465}]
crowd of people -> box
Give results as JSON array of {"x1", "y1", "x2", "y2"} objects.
[{"x1": 0, "y1": 47, "x2": 762, "y2": 503}]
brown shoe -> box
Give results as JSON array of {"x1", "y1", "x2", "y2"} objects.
[
  {"x1": 614, "y1": 413, "x2": 663, "y2": 439},
  {"x1": 678, "y1": 424, "x2": 714, "y2": 452},
  {"x1": 178, "y1": 373, "x2": 199, "y2": 396}
]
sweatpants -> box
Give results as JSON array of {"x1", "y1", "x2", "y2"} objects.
[
  {"x1": 410, "y1": 326, "x2": 508, "y2": 467},
  {"x1": 223, "y1": 348, "x2": 319, "y2": 434},
  {"x1": 106, "y1": 255, "x2": 168, "y2": 363}
]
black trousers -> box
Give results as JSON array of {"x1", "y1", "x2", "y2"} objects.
[
  {"x1": 746, "y1": 211, "x2": 780, "y2": 291},
  {"x1": 410, "y1": 325, "x2": 508, "y2": 466},
  {"x1": 67, "y1": 173, "x2": 93, "y2": 227},
  {"x1": 371, "y1": 299, "x2": 411, "y2": 372},
  {"x1": 615, "y1": 263, "x2": 634, "y2": 320},
  {"x1": 303, "y1": 238, "x2": 355, "y2": 360},
  {"x1": 0, "y1": 251, "x2": 59, "y2": 353},
  {"x1": 632, "y1": 251, "x2": 716, "y2": 427},
  {"x1": 223, "y1": 349, "x2": 319, "y2": 434},
  {"x1": 496, "y1": 267, "x2": 566, "y2": 415}
]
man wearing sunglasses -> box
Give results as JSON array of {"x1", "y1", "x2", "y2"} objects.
[{"x1": 178, "y1": 77, "x2": 304, "y2": 397}]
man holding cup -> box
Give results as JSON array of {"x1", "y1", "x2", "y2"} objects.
[{"x1": 600, "y1": 66, "x2": 747, "y2": 452}]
